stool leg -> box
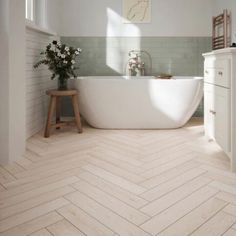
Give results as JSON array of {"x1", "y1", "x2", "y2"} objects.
[
  {"x1": 56, "y1": 97, "x2": 61, "y2": 129},
  {"x1": 72, "y1": 94, "x2": 83, "y2": 133},
  {"x1": 44, "y1": 96, "x2": 56, "y2": 138}
]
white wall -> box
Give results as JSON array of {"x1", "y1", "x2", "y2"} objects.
[
  {"x1": 0, "y1": 0, "x2": 26, "y2": 165},
  {"x1": 47, "y1": 0, "x2": 61, "y2": 33},
  {"x1": 0, "y1": 0, "x2": 10, "y2": 164},
  {"x1": 213, "y1": 0, "x2": 236, "y2": 43},
  {"x1": 59, "y1": 0, "x2": 213, "y2": 37},
  {"x1": 32, "y1": 0, "x2": 61, "y2": 33}
]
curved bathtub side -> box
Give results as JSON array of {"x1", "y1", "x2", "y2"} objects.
[{"x1": 75, "y1": 77, "x2": 203, "y2": 129}]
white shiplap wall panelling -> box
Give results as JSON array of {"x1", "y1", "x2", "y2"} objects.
[{"x1": 25, "y1": 28, "x2": 58, "y2": 139}]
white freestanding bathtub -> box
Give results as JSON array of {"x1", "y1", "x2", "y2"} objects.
[{"x1": 75, "y1": 76, "x2": 203, "y2": 129}]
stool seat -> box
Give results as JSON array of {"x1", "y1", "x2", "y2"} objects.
[
  {"x1": 46, "y1": 89, "x2": 78, "y2": 96},
  {"x1": 44, "y1": 89, "x2": 83, "y2": 138}
]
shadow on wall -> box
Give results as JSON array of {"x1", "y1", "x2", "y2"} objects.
[{"x1": 60, "y1": 7, "x2": 210, "y2": 117}]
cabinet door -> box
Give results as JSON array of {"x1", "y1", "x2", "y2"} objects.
[
  {"x1": 204, "y1": 84, "x2": 215, "y2": 139},
  {"x1": 204, "y1": 84, "x2": 231, "y2": 153},
  {"x1": 215, "y1": 86, "x2": 231, "y2": 153}
]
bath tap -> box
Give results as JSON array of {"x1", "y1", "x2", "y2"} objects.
[
  {"x1": 126, "y1": 50, "x2": 152, "y2": 76},
  {"x1": 128, "y1": 53, "x2": 145, "y2": 76}
]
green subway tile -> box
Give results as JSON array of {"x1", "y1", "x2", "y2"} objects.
[{"x1": 61, "y1": 36, "x2": 211, "y2": 77}]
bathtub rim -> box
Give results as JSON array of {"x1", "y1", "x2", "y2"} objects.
[{"x1": 75, "y1": 76, "x2": 203, "y2": 81}]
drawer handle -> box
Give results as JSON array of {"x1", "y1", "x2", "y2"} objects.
[
  {"x1": 218, "y1": 71, "x2": 223, "y2": 76},
  {"x1": 209, "y1": 110, "x2": 216, "y2": 115}
]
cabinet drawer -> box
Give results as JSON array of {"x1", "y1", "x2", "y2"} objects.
[
  {"x1": 204, "y1": 58, "x2": 230, "y2": 88},
  {"x1": 204, "y1": 83, "x2": 231, "y2": 153},
  {"x1": 204, "y1": 57, "x2": 216, "y2": 68}
]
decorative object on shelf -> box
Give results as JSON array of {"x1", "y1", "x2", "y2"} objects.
[
  {"x1": 123, "y1": 0, "x2": 151, "y2": 23},
  {"x1": 155, "y1": 74, "x2": 173, "y2": 79},
  {"x1": 34, "y1": 40, "x2": 82, "y2": 90},
  {"x1": 212, "y1": 9, "x2": 231, "y2": 50}
]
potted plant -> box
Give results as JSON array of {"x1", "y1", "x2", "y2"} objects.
[{"x1": 34, "y1": 40, "x2": 82, "y2": 90}]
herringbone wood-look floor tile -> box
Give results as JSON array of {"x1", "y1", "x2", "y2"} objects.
[{"x1": 1, "y1": 118, "x2": 236, "y2": 236}]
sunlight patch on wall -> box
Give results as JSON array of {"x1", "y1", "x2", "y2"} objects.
[{"x1": 106, "y1": 8, "x2": 141, "y2": 75}]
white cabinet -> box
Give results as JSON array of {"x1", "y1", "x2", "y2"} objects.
[{"x1": 203, "y1": 48, "x2": 236, "y2": 171}]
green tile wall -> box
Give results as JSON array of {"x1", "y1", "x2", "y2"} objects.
[
  {"x1": 62, "y1": 37, "x2": 211, "y2": 77},
  {"x1": 61, "y1": 37, "x2": 211, "y2": 117}
]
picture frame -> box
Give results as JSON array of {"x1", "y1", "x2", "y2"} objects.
[{"x1": 123, "y1": 0, "x2": 151, "y2": 23}]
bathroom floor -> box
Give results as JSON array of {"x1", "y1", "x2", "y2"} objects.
[{"x1": 1, "y1": 118, "x2": 236, "y2": 236}]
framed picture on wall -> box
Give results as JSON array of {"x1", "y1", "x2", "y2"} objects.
[{"x1": 123, "y1": 0, "x2": 151, "y2": 23}]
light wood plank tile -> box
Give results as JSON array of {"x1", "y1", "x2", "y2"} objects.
[
  {"x1": 140, "y1": 176, "x2": 212, "y2": 216},
  {"x1": 15, "y1": 157, "x2": 33, "y2": 169},
  {"x1": 0, "y1": 176, "x2": 79, "y2": 208},
  {"x1": 0, "y1": 198, "x2": 69, "y2": 232},
  {"x1": 140, "y1": 160, "x2": 200, "y2": 188},
  {"x1": 210, "y1": 181, "x2": 236, "y2": 195},
  {"x1": 1, "y1": 212, "x2": 62, "y2": 236},
  {"x1": 24, "y1": 148, "x2": 42, "y2": 162},
  {"x1": 0, "y1": 184, "x2": 6, "y2": 191},
  {"x1": 216, "y1": 191, "x2": 236, "y2": 205},
  {"x1": 223, "y1": 229, "x2": 236, "y2": 236},
  {"x1": 141, "y1": 168, "x2": 207, "y2": 201},
  {"x1": 191, "y1": 211, "x2": 236, "y2": 236},
  {"x1": 141, "y1": 149, "x2": 193, "y2": 170},
  {"x1": 76, "y1": 171, "x2": 147, "y2": 209},
  {"x1": 200, "y1": 165, "x2": 236, "y2": 180},
  {"x1": 47, "y1": 219, "x2": 85, "y2": 236},
  {"x1": 14, "y1": 158, "x2": 85, "y2": 179},
  {"x1": 203, "y1": 172, "x2": 236, "y2": 186},
  {"x1": 65, "y1": 191, "x2": 150, "y2": 236},
  {"x1": 140, "y1": 141, "x2": 190, "y2": 163},
  {"x1": 86, "y1": 156, "x2": 145, "y2": 183},
  {"x1": 72, "y1": 180, "x2": 149, "y2": 225},
  {"x1": 88, "y1": 152, "x2": 144, "y2": 175},
  {"x1": 140, "y1": 186, "x2": 218, "y2": 235},
  {"x1": 223, "y1": 204, "x2": 236, "y2": 217},
  {"x1": 3, "y1": 168, "x2": 83, "y2": 192},
  {"x1": 58, "y1": 204, "x2": 115, "y2": 236},
  {"x1": 91, "y1": 147, "x2": 144, "y2": 167},
  {"x1": 140, "y1": 153, "x2": 195, "y2": 179},
  {"x1": 158, "y1": 197, "x2": 227, "y2": 236},
  {"x1": 0, "y1": 186, "x2": 75, "y2": 220},
  {"x1": 3, "y1": 163, "x2": 25, "y2": 175},
  {"x1": 30, "y1": 229, "x2": 53, "y2": 236},
  {"x1": 0, "y1": 166, "x2": 16, "y2": 185},
  {"x1": 82, "y1": 164, "x2": 146, "y2": 194}
]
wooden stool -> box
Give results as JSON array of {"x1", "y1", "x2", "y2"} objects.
[{"x1": 44, "y1": 89, "x2": 83, "y2": 138}]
